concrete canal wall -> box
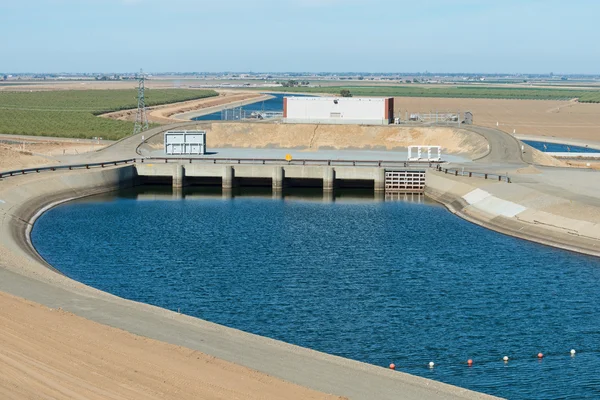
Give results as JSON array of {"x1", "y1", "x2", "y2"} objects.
[
  {"x1": 0, "y1": 166, "x2": 137, "y2": 278},
  {"x1": 425, "y1": 170, "x2": 600, "y2": 257}
]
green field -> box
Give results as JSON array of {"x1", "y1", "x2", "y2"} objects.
[
  {"x1": 259, "y1": 86, "x2": 600, "y2": 102},
  {"x1": 0, "y1": 89, "x2": 218, "y2": 140}
]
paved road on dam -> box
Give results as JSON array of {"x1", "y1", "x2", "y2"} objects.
[
  {"x1": 58, "y1": 122, "x2": 527, "y2": 167},
  {"x1": 466, "y1": 126, "x2": 525, "y2": 166}
]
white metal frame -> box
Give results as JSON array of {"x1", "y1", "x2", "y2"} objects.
[
  {"x1": 407, "y1": 146, "x2": 442, "y2": 162},
  {"x1": 164, "y1": 130, "x2": 207, "y2": 155}
]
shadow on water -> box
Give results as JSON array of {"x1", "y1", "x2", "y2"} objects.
[{"x1": 91, "y1": 185, "x2": 434, "y2": 205}]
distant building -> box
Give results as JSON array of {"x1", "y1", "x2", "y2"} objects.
[{"x1": 283, "y1": 97, "x2": 394, "y2": 125}]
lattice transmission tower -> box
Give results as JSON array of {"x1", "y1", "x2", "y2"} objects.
[{"x1": 133, "y1": 68, "x2": 149, "y2": 135}]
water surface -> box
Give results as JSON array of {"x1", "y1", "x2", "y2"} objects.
[
  {"x1": 523, "y1": 140, "x2": 600, "y2": 153},
  {"x1": 193, "y1": 93, "x2": 311, "y2": 121},
  {"x1": 32, "y1": 187, "x2": 600, "y2": 399}
]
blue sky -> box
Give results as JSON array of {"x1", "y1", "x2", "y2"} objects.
[{"x1": 1, "y1": 0, "x2": 598, "y2": 74}]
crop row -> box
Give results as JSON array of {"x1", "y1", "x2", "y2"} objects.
[{"x1": 0, "y1": 89, "x2": 218, "y2": 139}]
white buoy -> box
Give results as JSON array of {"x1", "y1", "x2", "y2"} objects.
[
  {"x1": 503, "y1": 356, "x2": 509, "y2": 362},
  {"x1": 570, "y1": 349, "x2": 576, "y2": 356},
  {"x1": 429, "y1": 361, "x2": 435, "y2": 368}
]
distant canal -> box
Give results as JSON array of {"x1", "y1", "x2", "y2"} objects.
[
  {"x1": 193, "y1": 92, "x2": 311, "y2": 121},
  {"x1": 523, "y1": 140, "x2": 600, "y2": 153},
  {"x1": 32, "y1": 187, "x2": 600, "y2": 400}
]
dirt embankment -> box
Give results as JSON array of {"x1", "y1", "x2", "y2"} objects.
[
  {"x1": 0, "y1": 140, "x2": 105, "y2": 171},
  {"x1": 154, "y1": 122, "x2": 489, "y2": 157},
  {"x1": 102, "y1": 91, "x2": 265, "y2": 124},
  {"x1": 0, "y1": 291, "x2": 344, "y2": 400},
  {"x1": 0, "y1": 147, "x2": 49, "y2": 170},
  {"x1": 392, "y1": 97, "x2": 600, "y2": 142}
]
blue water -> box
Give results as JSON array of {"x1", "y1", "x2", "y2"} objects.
[
  {"x1": 193, "y1": 92, "x2": 311, "y2": 121},
  {"x1": 31, "y1": 188, "x2": 600, "y2": 399},
  {"x1": 523, "y1": 140, "x2": 600, "y2": 153}
]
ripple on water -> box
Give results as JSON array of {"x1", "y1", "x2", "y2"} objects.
[{"x1": 31, "y1": 189, "x2": 600, "y2": 400}]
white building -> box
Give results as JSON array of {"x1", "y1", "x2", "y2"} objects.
[{"x1": 283, "y1": 97, "x2": 394, "y2": 125}]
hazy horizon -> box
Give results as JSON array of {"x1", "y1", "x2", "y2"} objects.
[
  {"x1": 2, "y1": 0, "x2": 598, "y2": 74},
  {"x1": 3, "y1": 71, "x2": 599, "y2": 77}
]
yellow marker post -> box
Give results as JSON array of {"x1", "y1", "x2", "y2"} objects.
[{"x1": 285, "y1": 154, "x2": 293, "y2": 162}]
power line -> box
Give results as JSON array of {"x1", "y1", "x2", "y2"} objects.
[{"x1": 133, "y1": 68, "x2": 149, "y2": 135}]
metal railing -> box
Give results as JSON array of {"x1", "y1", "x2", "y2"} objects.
[
  {"x1": 143, "y1": 157, "x2": 444, "y2": 168},
  {"x1": 0, "y1": 157, "x2": 446, "y2": 180},
  {"x1": 0, "y1": 159, "x2": 137, "y2": 179},
  {"x1": 437, "y1": 165, "x2": 511, "y2": 183}
]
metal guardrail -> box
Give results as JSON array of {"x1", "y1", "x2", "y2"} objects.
[
  {"x1": 0, "y1": 157, "x2": 445, "y2": 180},
  {"x1": 437, "y1": 165, "x2": 511, "y2": 183},
  {"x1": 143, "y1": 157, "x2": 444, "y2": 168},
  {"x1": 0, "y1": 159, "x2": 137, "y2": 179}
]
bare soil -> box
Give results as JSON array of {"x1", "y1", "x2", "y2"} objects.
[
  {"x1": 0, "y1": 140, "x2": 105, "y2": 170},
  {"x1": 0, "y1": 291, "x2": 344, "y2": 400},
  {"x1": 393, "y1": 97, "x2": 600, "y2": 142},
  {"x1": 0, "y1": 147, "x2": 50, "y2": 170},
  {"x1": 102, "y1": 91, "x2": 264, "y2": 124},
  {"x1": 165, "y1": 122, "x2": 489, "y2": 158}
]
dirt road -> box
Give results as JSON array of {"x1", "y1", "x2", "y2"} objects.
[{"x1": 101, "y1": 91, "x2": 266, "y2": 124}]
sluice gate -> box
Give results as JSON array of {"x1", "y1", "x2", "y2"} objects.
[
  {"x1": 136, "y1": 161, "x2": 434, "y2": 195},
  {"x1": 385, "y1": 170, "x2": 426, "y2": 193}
]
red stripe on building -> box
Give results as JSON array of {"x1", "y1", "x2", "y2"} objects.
[
  {"x1": 384, "y1": 98, "x2": 389, "y2": 120},
  {"x1": 283, "y1": 98, "x2": 288, "y2": 118}
]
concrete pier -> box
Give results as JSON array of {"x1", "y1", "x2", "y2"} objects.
[
  {"x1": 173, "y1": 164, "x2": 185, "y2": 189},
  {"x1": 222, "y1": 166, "x2": 235, "y2": 190},
  {"x1": 323, "y1": 190, "x2": 334, "y2": 203},
  {"x1": 375, "y1": 168, "x2": 386, "y2": 192},
  {"x1": 172, "y1": 187, "x2": 183, "y2": 199},
  {"x1": 135, "y1": 163, "x2": 427, "y2": 195},
  {"x1": 222, "y1": 188, "x2": 233, "y2": 199},
  {"x1": 323, "y1": 167, "x2": 335, "y2": 192},
  {"x1": 272, "y1": 166, "x2": 285, "y2": 191}
]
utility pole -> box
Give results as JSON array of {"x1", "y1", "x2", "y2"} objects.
[{"x1": 133, "y1": 68, "x2": 149, "y2": 135}]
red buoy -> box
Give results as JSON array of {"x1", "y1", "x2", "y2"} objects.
[
  {"x1": 538, "y1": 353, "x2": 544, "y2": 359},
  {"x1": 389, "y1": 363, "x2": 396, "y2": 370},
  {"x1": 467, "y1": 359, "x2": 473, "y2": 366}
]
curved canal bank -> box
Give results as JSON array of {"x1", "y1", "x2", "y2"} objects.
[
  {"x1": 31, "y1": 184, "x2": 600, "y2": 399},
  {"x1": 425, "y1": 170, "x2": 600, "y2": 257},
  {"x1": 3, "y1": 120, "x2": 600, "y2": 399},
  {"x1": 0, "y1": 166, "x2": 498, "y2": 400}
]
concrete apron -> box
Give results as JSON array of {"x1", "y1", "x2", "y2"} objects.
[
  {"x1": 0, "y1": 165, "x2": 500, "y2": 400},
  {"x1": 425, "y1": 170, "x2": 600, "y2": 258}
]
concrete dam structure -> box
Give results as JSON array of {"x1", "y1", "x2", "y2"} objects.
[{"x1": 135, "y1": 161, "x2": 431, "y2": 195}]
